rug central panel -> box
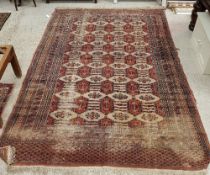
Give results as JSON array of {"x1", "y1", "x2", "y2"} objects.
[
  {"x1": 0, "y1": 9, "x2": 209, "y2": 171},
  {"x1": 50, "y1": 12, "x2": 163, "y2": 127}
]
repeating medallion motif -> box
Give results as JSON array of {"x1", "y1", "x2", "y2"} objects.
[{"x1": 49, "y1": 12, "x2": 163, "y2": 127}]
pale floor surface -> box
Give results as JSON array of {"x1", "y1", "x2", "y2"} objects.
[{"x1": 0, "y1": 0, "x2": 209, "y2": 173}]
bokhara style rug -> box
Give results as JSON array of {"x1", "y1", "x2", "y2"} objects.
[
  {"x1": 0, "y1": 13, "x2": 10, "y2": 31},
  {"x1": 0, "y1": 9, "x2": 209, "y2": 175},
  {"x1": 0, "y1": 83, "x2": 13, "y2": 128}
]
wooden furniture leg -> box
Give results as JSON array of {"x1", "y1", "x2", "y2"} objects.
[
  {"x1": 14, "y1": 0, "x2": 18, "y2": 11},
  {"x1": 0, "y1": 45, "x2": 22, "y2": 80},
  {"x1": 32, "y1": 0, "x2": 36, "y2": 7},
  {"x1": 18, "y1": 0, "x2": 21, "y2": 6},
  {"x1": 12, "y1": 0, "x2": 36, "y2": 10},
  {"x1": 189, "y1": 0, "x2": 206, "y2": 31}
]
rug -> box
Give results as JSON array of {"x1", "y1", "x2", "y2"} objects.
[
  {"x1": 0, "y1": 9, "x2": 209, "y2": 175},
  {"x1": 0, "y1": 13, "x2": 10, "y2": 31},
  {"x1": 0, "y1": 83, "x2": 13, "y2": 128}
]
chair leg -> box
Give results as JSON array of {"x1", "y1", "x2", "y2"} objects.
[
  {"x1": 14, "y1": 0, "x2": 18, "y2": 10},
  {"x1": 18, "y1": 0, "x2": 21, "y2": 6},
  {"x1": 32, "y1": 0, "x2": 36, "y2": 7}
]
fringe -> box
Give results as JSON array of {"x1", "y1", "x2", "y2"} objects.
[{"x1": 0, "y1": 165, "x2": 208, "y2": 175}]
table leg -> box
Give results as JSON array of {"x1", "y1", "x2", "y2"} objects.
[
  {"x1": 0, "y1": 46, "x2": 22, "y2": 79},
  {"x1": 18, "y1": 0, "x2": 21, "y2": 6},
  {"x1": 32, "y1": 0, "x2": 36, "y2": 7},
  {"x1": 14, "y1": 0, "x2": 18, "y2": 11},
  {"x1": 11, "y1": 48, "x2": 22, "y2": 78}
]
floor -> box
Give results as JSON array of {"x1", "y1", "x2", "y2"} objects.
[{"x1": 0, "y1": 0, "x2": 209, "y2": 173}]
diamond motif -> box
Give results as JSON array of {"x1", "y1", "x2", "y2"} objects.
[
  {"x1": 107, "y1": 111, "x2": 134, "y2": 123},
  {"x1": 132, "y1": 51, "x2": 150, "y2": 58},
  {"x1": 63, "y1": 62, "x2": 83, "y2": 69},
  {"x1": 92, "y1": 41, "x2": 106, "y2": 47},
  {"x1": 86, "y1": 75, "x2": 106, "y2": 83},
  {"x1": 111, "y1": 41, "x2": 126, "y2": 47},
  {"x1": 59, "y1": 75, "x2": 82, "y2": 83},
  {"x1": 110, "y1": 51, "x2": 128, "y2": 59},
  {"x1": 93, "y1": 30, "x2": 106, "y2": 36},
  {"x1": 89, "y1": 51, "x2": 106, "y2": 57},
  {"x1": 109, "y1": 92, "x2": 132, "y2": 101},
  {"x1": 50, "y1": 110, "x2": 77, "y2": 121},
  {"x1": 133, "y1": 63, "x2": 153, "y2": 70},
  {"x1": 88, "y1": 62, "x2": 106, "y2": 69},
  {"x1": 81, "y1": 110, "x2": 104, "y2": 122},
  {"x1": 110, "y1": 63, "x2": 129, "y2": 69},
  {"x1": 137, "y1": 94, "x2": 160, "y2": 103},
  {"x1": 137, "y1": 113, "x2": 163, "y2": 123},
  {"x1": 131, "y1": 21, "x2": 146, "y2": 26},
  {"x1": 83, "y1": 91, "x2": 105, "y2": 100},
  {"x1": 134, "y1": 77, "x2": 156, "y2": 84},
  {"x1": 109, "y1": 76, "x2": 130, "y2": 84}
]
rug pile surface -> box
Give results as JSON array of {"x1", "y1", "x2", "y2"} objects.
[
  {"x1": 0, "y1": 13, "x2": 10, "y2": 30},
  {"x1": 0, "y1": 9, "x2": 209, "y2": 175},
  {"x1": 0, "y1": 83, "x2": 13, "y2": 128}
]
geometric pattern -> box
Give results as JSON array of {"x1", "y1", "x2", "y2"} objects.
[
  {"x1": 0, "y1": 83, "x2": 13, "y2": 128},
  {"x1": 49, "y1": 11, "x2": 164, "y2": 127},
  {"x1": 0, "y1": 9, "x2": 209, "y2": 171}
]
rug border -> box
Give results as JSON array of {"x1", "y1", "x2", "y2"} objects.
[
  {"x1": 0, "y1": 83, "x2": 13, "y2": 128},
  {"x1": 158, "y1": 9, "x2": 210, "y2": 151}
]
